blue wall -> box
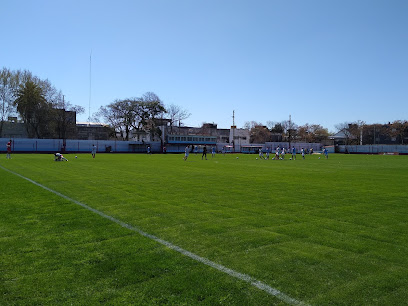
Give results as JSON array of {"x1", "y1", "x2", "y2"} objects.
[{"x1": 0, "y1": 138, "x2": 161, "y2": 153}]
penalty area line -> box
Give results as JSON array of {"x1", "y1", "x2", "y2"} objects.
[{"x1": 0, "y1": 164, "x2": 307, "y2": 305}]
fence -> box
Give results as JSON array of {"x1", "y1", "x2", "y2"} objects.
[
  {"x1": 336, "y1": 144, "x2": 408, "y2": 154},
  {"x1": 0, "y1": 138, "x2": 162, "y2": 153}
]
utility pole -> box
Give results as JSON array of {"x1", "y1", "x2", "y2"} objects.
[
  {"x1": 288, "y1": 114, "x2": 292, "y2": 150},
  {"x1": 62, "y1": 95, "x2": 66, "y2": 152},
  {"x1": 232, "y1": 110, "x2": 236, "y2": 152},
  {"x1": 88, "y1": 51, "x2": 92, "y2": 125}
]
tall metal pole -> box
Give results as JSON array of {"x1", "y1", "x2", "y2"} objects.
[
  {"x1": 288, "y1": 114, "x2": 291, "y2": 149},
  {"x1": 88, "y1": 51, "x2": 92, "y2": 124},
  {"x1": 232, "y1": 110, "x2": 235, "y2": 152}
]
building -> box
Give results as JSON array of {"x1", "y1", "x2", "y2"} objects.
[{"x1": 76, "y1": 122, "x2": 112, "y2": 140}]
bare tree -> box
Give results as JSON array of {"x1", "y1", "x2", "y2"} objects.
[
  {"x1": 244, "y1": 121, "x2": 271, "y2": 143},
  {"x1": 298, "y1": 123, "x2": 329, "y2": 143},
  {"x1": 281, "y1": 119, "x2": 297, "y2": 145},
  {"x1": 387, "y1": 120, "x2": 408, "y2": 144},
  {"x1": 166, "y1": 104, "x2": 191, "y2": 131}
]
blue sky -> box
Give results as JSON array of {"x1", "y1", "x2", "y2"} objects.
[{"x1": 2, "y1": 0, "x2": 407, "y2": 132}]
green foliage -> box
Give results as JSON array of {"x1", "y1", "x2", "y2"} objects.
[
  {"x1": 1, "y1": 154, "x2": 408, "y2": 304},
  {"x1": 97, "y1": 92, "x2": 166, "y2": 141},
  {"x1": 14, "y1": 80, "x2": 51, "y2": 138},
  {"x1": 1, "y1": 67, "x2": 84, "y2": 139}
]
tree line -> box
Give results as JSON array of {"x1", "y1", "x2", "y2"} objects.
[
  {"x1": 0, "y1": 67, "x2": 190, "y2": 140},
  {"x1": 2, "y1": 67, "x2": 407, "y2": 144},
  {"x1": 0, "y1": 68, "x2": 84, "y2": 138},
  {"x1": 244, "y1": 119, "x2": 408, "y2": 145},
  {"x1": 244, "y1": 120, "x2": 330, "y2": 144},
  {"x1": 335, "y1": 120, "x2": 408, "y2": 145}
]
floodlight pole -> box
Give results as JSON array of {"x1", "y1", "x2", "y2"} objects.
[{"x1": 88, "y1": 50, "x2": 92, "y2": 125}]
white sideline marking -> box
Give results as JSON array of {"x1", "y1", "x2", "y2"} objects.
[{"x1": 1, "y1": 165, "x2": 306, "y2": 305}]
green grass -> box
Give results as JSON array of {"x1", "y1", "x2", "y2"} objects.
[{"x1": 1, "y1": 152, "x2": 408, "y2": 305}]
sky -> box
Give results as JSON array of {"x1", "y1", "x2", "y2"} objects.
[{"x1": 1, "y1": 0, "x2": 407, "y2": 132}]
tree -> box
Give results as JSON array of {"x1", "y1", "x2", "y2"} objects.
[
  {"x1": 309, "y1": 124, "x2": 329, "y2": 143},
  {"x1": 3, "y1": 68, "x2": 83, "y2": 139},
  {"x1": 0, "y1": 68, "x2": 17, "y2": 135},
  {"x1": 97, "y1": 99, "x2": 137, "y2": 140},
  {"x1": 166, "y1": 104, "x2": 191, "y2": 131},
  {"x1": 281, "y1": 119, "x2": 298, "y2": 145},
  {"x1": 387, "y1": 120, "x2": 408, "y2": 144},
  {"x1": 297, "y1": 123, "x2": 329, "y2": 143},
  {"x1": 335, "y1": 121, "x2": 364, "y2": 145},
  {"x1": 139, "y1": 92, "x2": 166, "y2": 141},
  {"x1": 244, "y1": 121, "x2": 271, "y2": 143},
  {"x1": 335, "y1": 122, "x2": 355, "y2": 145},
  {"x1": 297, "y1": 124, "x2": 309, "y2": 142},
  {"x1": 97, "y1": 92, "x2": 166, "y2": 141},
  {"x1": 14, "y1": 80, "x2": 50, "y2": 138}
]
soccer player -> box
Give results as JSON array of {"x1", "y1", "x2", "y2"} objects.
[
  {"x1": 211, "y1": 146, "x2": 216, "y2": 158},
  {"x1": 259, "y1": 148, "x2": 265, "y2": 159},
  {"x1": 92, "y1": 144, "x2": 97, "y2": 159},
  {"x1": 54, "y1": 153, "x2": 68, "y2": 161},
  {"x1": 281, "y1": 147, "x2": 285, "y2": 160},
  {"x1": 183, "y1": 145, "x2": 190, "y2": 161},
  {"x1": 274, "y1": 147, "x2": 279, "y2": 160},
  {"x1": 6, "y1": 140, "x2": 11, "y2": 159},
  {"x1": 292, "y1": 147, "x2": 296, "y2": 160},
  {"x1": 265, "y1": 147, "x2": 270, "y2": 159},
  {"x1": 324, "y1": 148, "x2": 329, "y2": 159},
  {"x1": 202, "y1": 146, "x2": 208, "y2": 160},
  {"x1": 301, "y1": 148, "x2": 305, "y2": 159}
]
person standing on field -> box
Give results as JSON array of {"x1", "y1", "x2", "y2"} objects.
[
  {"x1": 292, "y1": 147, "x2": 296, "y2": 160},
  {"x1": 92, "y1": 144, "x2": 96, "y2": 159},
  {"x1": 183, "y1": 145, "x2": 190, "y2": 161},
  {"x1": 6, "y1": 140, "x2": 12, "y2": 159},
  {"x1": 202, "y1": 146, "x2": 208, "y2": 160}
]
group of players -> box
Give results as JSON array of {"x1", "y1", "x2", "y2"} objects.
[
  {"x1": 258, "y1": 146, "x2": 328, "y2": 160},
  {"x1": 183, "y1": 145, "x2": 217, "y2": 161},
  {"x1": 182, "y1": 144, "x2": 329, "y2": 161}
]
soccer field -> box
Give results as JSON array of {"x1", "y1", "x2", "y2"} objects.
[{"x1": 1, "y1": 153, "x2": 407, "y2": 305}]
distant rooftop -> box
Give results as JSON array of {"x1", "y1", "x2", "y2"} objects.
[{"x1": 76, "y1": 122, "x2": 109, "y2": 127}]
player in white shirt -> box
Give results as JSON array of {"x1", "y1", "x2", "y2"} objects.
[{"x1": 183, "y1": 146, "x2": 190, "y2": 161}]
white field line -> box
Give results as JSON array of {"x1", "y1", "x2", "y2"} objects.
[{"x1": 1, "y1": 164, "x2": 307, "y2": 306}]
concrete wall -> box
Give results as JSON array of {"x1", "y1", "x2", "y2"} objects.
[
  {"x1": 0, "y1": 138, "x2": 160, "y2": 153},
  {"x1": 336, "y1": 144, "x2": 408, "y2": 154}
]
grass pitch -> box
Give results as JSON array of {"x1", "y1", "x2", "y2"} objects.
[{"x1": 1, "y1": 153, "x2": 407, "y2": 305}]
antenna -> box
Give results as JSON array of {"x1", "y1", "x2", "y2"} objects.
[{"x1": 88, "y1": 50, "x2": 92, "y2": 124}]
